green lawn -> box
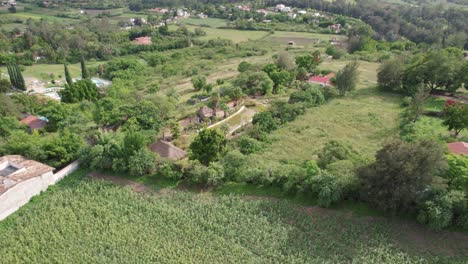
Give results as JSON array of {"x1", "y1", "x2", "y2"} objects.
[{"x1": 0, "y1": 170, "x2": 466, "y2": 263}]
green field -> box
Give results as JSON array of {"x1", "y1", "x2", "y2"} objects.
[
  {"x1": 0, "y1": 61, "x2": 102, "y2": 82},
  {"x1": 0, "y1": 170, "x2": 466, "y2": 263},
  {"x1": 178, "y1": 17, "x2": 228, "y2": 28},
  {"x1": 254, "y1": 88, "x2": 402, "y2": 164},
  {"x1": 174, "y1": 25, "x2": 271, "y2": 43},
  {"x1": 247, "y1": 59, "x2": 394, "y2": 164}
]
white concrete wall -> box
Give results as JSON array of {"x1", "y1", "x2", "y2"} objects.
[{"x1": 0, "y1": 161, "x2": 80, "y2": 221}]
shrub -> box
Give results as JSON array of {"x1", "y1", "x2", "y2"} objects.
[
  {"x1": 128, "y1": 149, "x2": 156, "y2": 176},
  {"x1": 310, "y1": 172, "x2": 342, "y2": 208},
  {"x1": 417, "y1": 195, "x2": 453, "y2": 230},
  {"x1": 238, "y1": 136, "x2": 263, "y2": 154},
  {"x1": 158, "y1": 162, "x2": 184, "y2": 180},
  {"x1": 289, "y1": 85, "x2": 325, "y2": 107},
  {"x1": 189, "y1": 129, "x2": 227, "y2": 165},
  {"x1": 359, "y1": 140, "x2": 447, "y2": 213},
  {"x1": 445, "y1": 154, "x2": 468, "y2": 192},
  {"x1": 252, "y1": 111, "x2": 279, "y2": 133},
  {"x1": 317, "y1": 141, "x2": 356, "y2": 168},
  {"x1": 188, "y1": 161, "x2": 225, "y2": 187}
]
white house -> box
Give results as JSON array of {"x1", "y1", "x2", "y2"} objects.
[
  {"x1": 0, "y1": 156, "x2": 80, "y2": 221},
  {"x1": 0, "y1": 156, "x2": 54, "y2": 221}
]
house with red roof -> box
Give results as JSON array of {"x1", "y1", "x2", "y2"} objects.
[
  {"x1": 308, "y1": 73, "x2": 335, "y2": 86},
  {"x1": 19, "y1": 115, "x2": 47, "y2": 131},
  {"x1": 448, "y1": 142, "x2": 468, "y2": 155},
  {"x1": 132, "y1": 36, "x2": 152, "y2": 45}
]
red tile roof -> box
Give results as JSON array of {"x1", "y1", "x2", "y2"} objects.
[
  {"x1": 20, "y1": 115, "x2": 47, "y2": 130},
  {"x1": 448, "y1": 142, "x2": 468, "y2": 155},
  {"x1": 308, "y1": 73, "x2": 335, "y2": 86},
  {"x1": 133, "y1": 36, "x2": 152, "y2": 45}
]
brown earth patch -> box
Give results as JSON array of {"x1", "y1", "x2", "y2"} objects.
[{"x1": 88, "y1": 172, "x2": 153, "y2": 193}]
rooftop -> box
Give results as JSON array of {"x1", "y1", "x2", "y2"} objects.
[
  {"x1": 0, "y1": 155, "x2": 54, "y2": 195},
  {"x1": 448, "y1": 142, "x2": 468, "y2": 155},
  {"x1": 20, "y1": 115, "x2": 47, "y2": 130},
  {"x1": 149, "y1": 140, "x2": 187, "y2": 160},
  {"x1": 308, "y1": 73, "x2": 335, "y2": 85},
  {"x1": 133, "y1": 36, "x2": 153, "y2": 45}
]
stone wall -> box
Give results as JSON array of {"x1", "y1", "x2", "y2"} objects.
[{"x1": 0, "y1": 161, "x2": 80, "y2": 221}]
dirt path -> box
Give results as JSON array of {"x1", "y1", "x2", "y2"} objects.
[{"x1": 88, "y1": 172, "x2": 153, "y2": 193}]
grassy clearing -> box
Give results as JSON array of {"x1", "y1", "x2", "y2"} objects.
[
  {"x1": 1, "y1": 12, "x2": 77, "y2": 23},
  {"x1": 0, "y1": 170, "x2": 466, "y2": 263},
  {"x1": 254, "y1": 88, "x2": 402, "y2": 164},
  {"x1": 251, "y1": 59, "x2": 394, "y2": 164},
  {"x1": 178, "y1": 17, "x2": 228, "y2": 28},
  {"x1": 270, "y1": 31, "x2": 347, "y2": 41},
  {"x1": 321, "y1": 59, "x2": 380, "y2": 86},
  {"x1": 0, "y1": 61, "x2": 102, "y2": 82},
  {"x1": 176, "y1": 25, "x2": 271, "y2": 43}
]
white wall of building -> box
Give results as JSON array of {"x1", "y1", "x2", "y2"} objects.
[{"x1": 0, "y1": 161, "x2": 80, "y2": 221}]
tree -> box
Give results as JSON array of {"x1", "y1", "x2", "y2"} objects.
[
  {"x1": 317, "y1": 141, "x2": 356, "y2": 168},
  {"x1": 60, "y1": 79, "x2": 99, "y2": 103},
  {"x1": 14, "y1": 64, "x2": 25, "y2": 91},
  {"x1": 238, "y1": 61, "x2": 255, "y2": 72},
  {"x1": 377, "y1": 58, "x2": 404, "y2": 93},
  {"x1": 275, "y1": 51, "x2": 295, "y2": 71},
  {"x1": 7, "y1": 64, "x2": 25, "y2": 91},
  {"x1": 359, "y1": 140, "x2": 447, "y2": 213},
  {"x1": 6, "y1": 64, "x2": 17, "y2": 88},
  {"x1": 295, "y1": 51, "x2": 322, "y2": 73},
  {"x1": 335, "y1": 61, "x2": 359, "y2": 96},
  {"x1": 269, "y1": 70, "x2": 291, "y2": 94},
  {"x1": 189, "y1": 129, "x2": 227, "y2": 165},
  {"x1": 191, "y1": 75, "x2": 207, "y2": 91},
  {"x1": 289, "y1": 85, "x2": 325, "y2": 107},
  {"x1": 252, "y1": 111, "x2": 279, "y2": 133},
  {"x1": 400, "y1": 85, "x2": 430, "y2": 124},
  {"x1": 80, "y1": 56, "x2": 89, "y2": 79},
  {"x1": 402, "y1": 49, "x2": 463, "y2": 94},
  {"x1": 443, "y1": 103, "x2": 468, "y2": 137},
  {"x1": 64, "y1": 63, "x2": 72, "y2": 85},
  {"x1": 234, "y1": 71, "x2": 273, "y2": 95},
  {"x1": 128, "y1": 148, "x2": 156, "y2": 176}
]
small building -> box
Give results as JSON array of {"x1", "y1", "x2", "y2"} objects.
[
  {"x1": 329, "y1": 24, "x2": 342, "y2": 34},
  {"x1": 215, "y1": 109, "x2": 227, "y2": 119},
  {"x1": 20, "y1": 115, "x2": 47, "y2": 131},
  {"x1": 237, "y1": 5, "x2": 250, "y2": 12},
  {"x1": 132, "y1": 36, "x2": 153, "y2": 45},
  {"x1": 288, "y1": 41, "x2": 296, "y2": 46},
  {"x1": 297, "y1": 10, "x2": 307, "y2": 15},
  {"x1": 256, "y1": 9, "x2": 270, "y2": 16},
  {"x1": 149, "y1": 140, "x2": 187, "y2": 160},
  {"x1": 149, "y1": 8, "x2": 168, "y2": 13},
  {"x1": 178, "y1": 115, "x2": 198, "y2": 128},
  {"x1": 198, "y1": 106, "x2": 214, "y2": 120},
  {"x1": 448, "y1": 142, "x2": 468, "y2": 155},
  {"x1": 0, "y1": 155, "x2": 55, "y2": 221},
  {"x1": 308, "y1": 73, "x2": 335, "y2": 87}
]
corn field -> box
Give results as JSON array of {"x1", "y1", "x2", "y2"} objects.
[{"x1": 0, "y1": 170, "x2": 466, "y2": 263}]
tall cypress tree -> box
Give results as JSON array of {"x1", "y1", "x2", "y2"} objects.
[
  {"x1": 64, "y1": 63, "x2": 72, "y2": 85},
  {"x1": 80, "y1": 56, "x2": 89, "y2": 79},
  {"x1": 7, "y1": 64, "x2": 17, "y2": 88},
  {"x1": 14, "y1": 64, "x2": 26, "y2": 91}
]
